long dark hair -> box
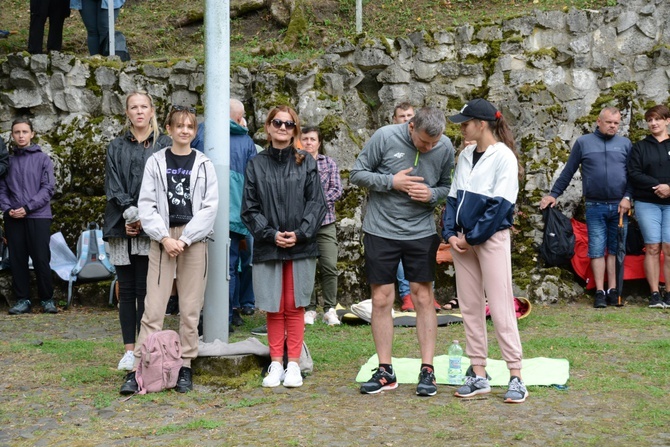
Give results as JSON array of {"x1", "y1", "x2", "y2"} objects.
[{"x1": 483, "y1": 114, "x2": 524, "y2": 178}]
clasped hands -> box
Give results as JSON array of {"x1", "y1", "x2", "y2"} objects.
[{"x1": 393, "y1": 167, "x2": 431, "y2": 203}]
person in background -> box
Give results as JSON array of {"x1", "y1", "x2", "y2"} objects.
[
  {"x1": 242, "y1": 105, "x2": 326, "y2": 388},
  {"x1": 104, "y1": 91, "x2": 171, "y2": 371},
  {"x1": 70, "y1": 0, "x2": 125, "y2": 56},
  {"x1": 119, "y1": 105, "x2": 218, "y2": 395},
  {"x1": 28, "y1": 0, "x2": 70, "y2": 54},
  {"x1": 540, "y1": 107, "x2": 632, "y2": 308},
  {"x1": 301, "y1": 126, "x2": 343, "y2": 326},
  {"x1": 226, "y1": 100, "x2": 258, "y2": 328},
  {"x1": 627, "y1": 104, "x2": 670, "y2": 308},
  {"x1": 2, "y1": 118, "x2": 56, "y2": 315},
  {"x1": 351, "y1": 107, "x2": 454, "y2": 397},
  {"x1": 444, "y1": 98, "x2": 527, "y2": 403}
]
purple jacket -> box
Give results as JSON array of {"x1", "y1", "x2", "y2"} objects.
[{"x1": 0, "y1": 144, "x2": 55, "y2": 219}]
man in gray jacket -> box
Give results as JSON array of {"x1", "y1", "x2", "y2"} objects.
[{"x1": 350, "y1": 107, "x2": 455, "y2": 397}]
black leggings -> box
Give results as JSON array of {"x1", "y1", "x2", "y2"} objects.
[{"x1": 116, "y1": 255, "x2": 149, "y2": 345}]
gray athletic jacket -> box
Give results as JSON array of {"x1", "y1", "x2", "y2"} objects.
[{"x1": 350, "y1": 123, "x2": 454, "y2": 240}]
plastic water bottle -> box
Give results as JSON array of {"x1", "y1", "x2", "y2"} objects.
[{"x1": 448, "y1": 340, "x2": 463, "y2": 385}]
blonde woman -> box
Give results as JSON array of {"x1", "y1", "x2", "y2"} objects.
[{"x1": 104, "y1": 91, "x2": 171, "y2": 371}]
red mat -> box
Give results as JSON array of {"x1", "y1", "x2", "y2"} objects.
[{"x1": 570, "y1": 219, "x2": 664, "y2": 289}]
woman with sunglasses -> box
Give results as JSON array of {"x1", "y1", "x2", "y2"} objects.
[
  {"x1": 242, "y1": 106, "x2": 326, "y2": 388},
  {"x1": 104, "y1": 91, "x2": 171, "y2": 371},
  {"x1": 627, "y1": 104, "x2": 670, "y2": 308},
  {"x1": 119, "y1": 105, "x2": 218, "y2": 395}
]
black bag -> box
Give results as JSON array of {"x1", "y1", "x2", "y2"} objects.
[
  {"x1": 539, "y1": 207, "x2": 575, "y2": 267},
  {"x1": 626, "y1": 215, "x2": 645, "y2": 256}
]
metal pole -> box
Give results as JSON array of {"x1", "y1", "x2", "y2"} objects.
[
  {"x1": 202, "y1": 0, "x2": 231, "y2": 342},
  {"x1": 356, "y1": 0, "x2": 362, "y2": 33},
  {"x1": 108, "y1": 0, "x2": 115, "y2": 57}
]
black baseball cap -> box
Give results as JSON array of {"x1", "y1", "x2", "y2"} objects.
[{"x1": 448, "y1": 98, "x2": 500, "y2": 123}]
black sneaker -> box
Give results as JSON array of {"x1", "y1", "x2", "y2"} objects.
[
  {"x1": 663, "y1": 292, "x2": 670, "y2": 309},
  {"x1": 8, "y1": 299, "x2": 31, "y2": 315},
  {"x1": 165, "y1": 295, "x2": 179, "y2": 315},
  {"x1": 606, "y1": 288, "x2": 623, "y2": 307},
  {"x1": 649, "y1": 292, "x2": 664, "y2": 308},
  {"x1": 360, "y1": 366, "x2": 398, "y2": 394},
  {"x1": 175, "y1": 367, "x2": 193, "y2": 393},
  {"x1": 41, "y1": 300, "x2": 58, "y2": 314},
  {"x1": 251, "y1": 325, "x2": 267, "y2": 336},
  {"x1": 232, "y1": 309, "x2": 245, "y2": 327},
  {"x1": 241, "y1": 306, "x2": 255, "y2": 316},
  {"x1": 120, "y1": 371, "x2": 139, "y2": 395},
  {"x1": 594, "y1": 290, "x2": 607, "y2": 308},
  {"x1": 416, "y1": 367, "x2": 437, "y2": 396}
]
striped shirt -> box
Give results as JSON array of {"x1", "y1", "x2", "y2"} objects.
[{"x1": 316, "y1": 154, "x2": 343, "y2": 226}]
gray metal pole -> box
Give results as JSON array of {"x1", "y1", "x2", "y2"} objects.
[
  {"x1": 202, "y1": 0, "x2": 231, "y2": 342},
  {"x1": 108, "y1": 1, "x2": 115, "y2": 57},
  {"x1": 356, "y1": 0, "x2": 362, "y2": 33}
]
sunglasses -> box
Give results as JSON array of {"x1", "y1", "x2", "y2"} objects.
[
  {"x1": 270, "y1": 119, "x2": 296, "y2": 130},
  {"x1": 172, "y1": 105, "x2": 196, "y2": 114}
]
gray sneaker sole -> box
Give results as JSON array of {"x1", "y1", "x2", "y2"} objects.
[{"x1": 454, "y1": 386, "x2": 491, "y2": 398}]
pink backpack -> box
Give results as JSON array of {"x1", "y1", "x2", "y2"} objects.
[{"x1": 135, "y1": 330, "x2": 184, "y2": 394}]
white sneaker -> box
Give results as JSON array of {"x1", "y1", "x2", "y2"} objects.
[
  {"x1": 304, "y1": 310, "x2": 317, "y2": 325},
  {"x1": 323, "y1": 307, "x2": 341, "y2": 326},
  {"x1": 262, "y1": 361, "x2": 285, "y2": 387},
  {"x1": 283, "y1": 361, "x2": 303, "y2": 388},
  {"x1": 117, "y1": 350, "x2": 135, "y2": 371}
]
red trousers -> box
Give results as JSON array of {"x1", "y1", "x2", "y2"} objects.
[{"x1": 266, "y1": 261, "x2": 305, "y2": 359}]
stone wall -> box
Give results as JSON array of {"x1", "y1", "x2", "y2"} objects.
[{"x1": 0, "y1": 0, "x2": 668, "y2": 305}]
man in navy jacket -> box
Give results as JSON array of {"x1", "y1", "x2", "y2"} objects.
[{"x1": 540, "y1": 107, "x2": 632, "y2": 308}]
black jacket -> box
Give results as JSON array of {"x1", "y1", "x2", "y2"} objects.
[
  {"x1": 628, "y1": 134, "x2": 670, "y2": 204},
  {"x1": 242, "y1": 145, "x2": 327, "y2": 263},
  {"x1": 103, "y1": 130, "x2": 172, "y2": 239}
]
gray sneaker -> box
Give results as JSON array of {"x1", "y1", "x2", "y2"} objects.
[
  {"x1": 503, "y1": 376, "x2": 528, "y2": 403},
  {"x1": 455, "y1": 375, "x2": 491, "y2": 398}
]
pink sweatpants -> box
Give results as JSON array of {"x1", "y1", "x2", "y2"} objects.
[
  {"x1": 451, "y1": 229, "x2": 523, "y2": 370},
  {"x1": 266, "y1": 261, "x2": 305, "y2": 359}
]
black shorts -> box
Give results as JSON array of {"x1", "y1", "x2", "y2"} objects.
[{"x1": 363, "y1": 233, "x2": 440, "y2": 285}]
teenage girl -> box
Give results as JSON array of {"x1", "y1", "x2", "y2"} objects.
[
  {"x1": 1, "y1": 118, "x2": 56, "y2": 315},
  {"x1": 119, "y1": 106, "x2": 218, "y2": 395},
  {"x1": 443, "y1": 98, "x2": 528, "y2": 404},
  {"x1": 242, "y1": 106, "x2": 326, "y2": 388},
  {"x1": 104, "y1": 91, "x2": 171, "y2": 371}
]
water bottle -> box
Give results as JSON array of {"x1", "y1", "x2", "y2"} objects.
[{"x1": 448, "y1": 340, "x2": 463, "y2": 385}]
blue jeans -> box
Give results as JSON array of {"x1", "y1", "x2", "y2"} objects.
[
  {"x1": 396, "y1": 260, "x2": 410, "y2": 297},
  {"x1": 585, "y1": 202, "x2": 627, "y2": 258},
  {"x1": 634, "y1": 201, "x2": 670, "y2": 244},
  {"x1": 237, "y1": 234, "x2": 255, "y2": 309},
  {"x1": 228, "y1": 233, "x2": 244, "y2": 322},
  {"x1": 78, "y1": 0, "x2": 119, "y2": 55}
]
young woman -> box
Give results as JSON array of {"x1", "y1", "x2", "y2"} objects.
[
  {"x1": 119, "y1": 106, "x2": 218, "y2": 395},
  {"x1": 443, "y1": 98, "x2": 528, "y2": 404},
  {"x1": 1, "y1": 118, "x2": 56, "y2": 315},
  {"x1": 300, "y1": 126, "x2": 343, "y2": 326},
  {"x1": 627, "y1": 104, "x2": 670, "y2": 308},
  {"x1": 104, "y1": 91, "x2": 171, "y2": 371},
  {"x1": 242, "y1": 106, "x2": 326, "y2": 388}
]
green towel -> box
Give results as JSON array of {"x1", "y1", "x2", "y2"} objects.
[{"x1": 356, "y1": 354, "x2": 569, "y2": 386}]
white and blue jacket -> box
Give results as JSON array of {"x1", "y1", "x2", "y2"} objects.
[{"x1": 442, "y1": 142, "x2": 518, "y2": 246}]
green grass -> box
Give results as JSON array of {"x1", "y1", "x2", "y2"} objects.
[{"x1": 0, "y1": 0, "x2": 614, "y2": 63}]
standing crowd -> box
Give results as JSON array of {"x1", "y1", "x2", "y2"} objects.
[{"x1": 2, "y1": 93, "x2": 668, "y2": 403}]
